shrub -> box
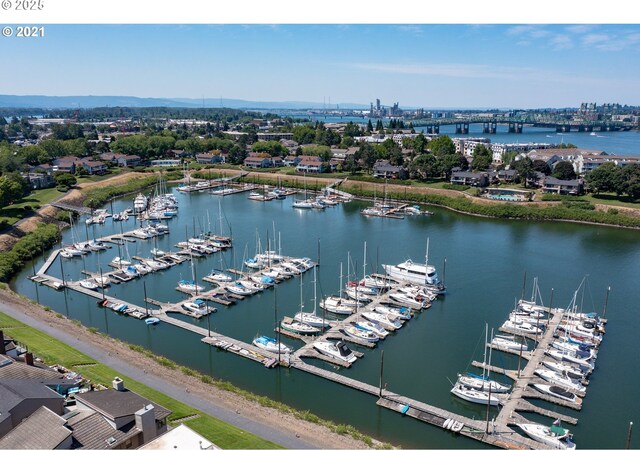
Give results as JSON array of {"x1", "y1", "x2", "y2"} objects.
[
  {"x1": 0, "y1": 223, "x2": 61, "y2": 282},
  {"x1": 441, "y1": 184, "x2": 470, "y2": 191}
]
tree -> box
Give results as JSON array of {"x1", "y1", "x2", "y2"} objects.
[
  {"x1": 0, "y1": 175, "x2": 25, "y2": 207},
  {"x1": 343, "y1": 155, "x2": 358, "y2": 175},
  {"x1": 471, "y1": 144, "x2": 492, "y2": 171},
  {"x1": 54, "y1": 172, "x2": 77, "y2": 189},
  {"x1": 585, "y1": 162, "x2": 618, "y2": 194},
  {"x1": 226, "y1": 145, "x2": 247, "y2": 165},
  {"x1": 292, "y1": 125, "x2": 316, "y2": 145},
  {"x1": 552, "y1": 160, "x2": 577, "y2": 180},
  {"x1": 440, "y1": 154, "x2": 468, "y2": 178},
  {"x1": 409, "y1": 154, "x2": 438, "y2": 180},
  {"x1": 366, "y1": 119, "x2": 373, "y2": 133},
  {"x1": 428, "y1": 135, "x2": 456, "y2": 157},
  {"x1": 513, "y1": 157, "x2": 535, "y2": 188},
  {"x1": 252, "y1": 141, "x2": 286, "y2": 157},
  {"x1": 619, "y1": 164, "x2": 640, "y2": 199},
  {"x1": 532, "y1": 159, "x2": 551, "y2": 176}
]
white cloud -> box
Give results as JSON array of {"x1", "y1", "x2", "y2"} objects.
[
  {"x1": 347, "y1": 62, "x2": 609, "y2": 86},
  {"x1": 550, "y1": 34, "x2": 573, "y2": 50},
  {"x1": 397, "y1": 25, "x2": 424, "y2": 35},
  {"x1": 566, "y1": 25, "x2": 594, "y2": 34},
  {"x1": 582, "y1": 33, "x2": 610, "y2": 45}
]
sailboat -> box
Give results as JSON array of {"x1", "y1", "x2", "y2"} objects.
[
  {"x1": 293, "y1": 267, "x2": 327, "y2": 328},
  {"x1": 280, "y1": 274, "x2": 321, "y2": 335},
  {"x1": 177, "y1": 251, "x2": 204, "y2": 293},
  {"x1": 291, "y1": 174, "x2": 316, "y2": 209},
  {"x1": 320, "y1": 263, "x2": 356, "y2": 315},
  {"x1": 457, "y1": 325, "x2": 511, "y2": 393}
]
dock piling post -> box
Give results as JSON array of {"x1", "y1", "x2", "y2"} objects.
[
  {"x1": 378, "y1": 350, "x2": 385, "y2": 398},
  {"x1": 626, "y1": 421, "x2": 633, "y2": 450}
]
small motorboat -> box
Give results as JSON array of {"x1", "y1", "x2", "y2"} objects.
[
  {"x1": 517, "y1": 421, "x2": 576, "y2": 450},
  {"x1": 145, "y1": 317, "x2": 160, "y2": 325},
  {"x1": 79, "y1": 279, "x2": 99, "y2": 290},
  {"x1": 252, "y1": 335, "x2": 291, "y2": 354},
  {"x1": 313, "y1": 340, "x2": 357, "y2": 364}
]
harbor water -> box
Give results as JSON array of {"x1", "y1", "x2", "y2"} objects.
[{"x1": 11, "y1": 189, "x2": 640, "y2": 448}]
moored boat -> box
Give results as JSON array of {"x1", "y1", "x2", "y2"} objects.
[
  {"x1": 252, "y1": 335, "x2": 291, "y2": 354},
  {"x1": 516, "y1": 421, "x2": 576, "y2": 450},
  {"x1": 312, "y1": 340, "x2": 357, "y2": 364}
]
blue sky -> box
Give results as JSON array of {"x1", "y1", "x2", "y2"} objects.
[{"x1": 2, "y1": 24, "x2": 639, "y2": 109}]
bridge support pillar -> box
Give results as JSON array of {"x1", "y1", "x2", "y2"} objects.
[
  {"x1": 482, "y1": 122, "x2": 497, "y2": 134},
  {"x1": 427, "y1": 125, "x2": 440, "y2": 134},
  {"x1": 462, "y1": 123, "x2": 469, "y2": 134},
  {"x1": 508, "y1": 123, "x2": 516, "y2": 133},
  {"x1": 515, "y1": 123, "x2": 523, "y2": 133},
  {"x1": 455, "y1": 124, "x2": 462, "y2": 134}
]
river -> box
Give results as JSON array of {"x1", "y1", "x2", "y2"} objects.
[
  {"x1": 11, "y1": 190, "x2": 640, "y2": 448},
  {"x1": 289, "y1": 113, "x2": 640, "y2": 156}
]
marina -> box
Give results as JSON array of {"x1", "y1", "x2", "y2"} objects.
[{"x1": 11, "y1": 184, "x2": 637, "y2": 449}]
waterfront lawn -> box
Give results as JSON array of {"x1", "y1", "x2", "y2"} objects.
[
  {"x1": 0, "y1": 188, "x2": 63, "y2": 226},
  {"x1": 0, "y1": 311, "x2": 280, "y2": 449},
  {"x1": 76, "y1": 168, "x2": 124, "y2": 184},
  {"x1": 587, "y1": 192, "x2": 640, "y2": 209}
]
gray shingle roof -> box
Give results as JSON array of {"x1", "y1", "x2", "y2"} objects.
[
  {"x1": 0, "y1": 406, "x2": 71, "y2": 449},
  {"x1": 75, "y1": 389, "x2": 171, "y2": 422},
  {"x1": 66, "y1": 410, "x2": 140, "y2": 449}
]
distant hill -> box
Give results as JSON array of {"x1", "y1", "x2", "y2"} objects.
[{"x1": 0, "y1": 95, "x2": 369, "y2": 110}]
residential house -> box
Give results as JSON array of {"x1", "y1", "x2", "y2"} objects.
[
  {"x1": 70, "y1": 377, "x2": 171, "y2": 449},
  {"x1": 450, "y1": 170, "x2": 489, "y2": 187},
  {"x1": 243, "y1": 154, "x2": 273, "y2": 169},
  {"x1": 196, "y1": 152, "x2": 223, "y2": 164},
  {"x1": 139, "y1": 424, "x2": 219, "y2": 450},
  {"x1": 295, "y1": 156, "x2": 324, "y2": 173},
  {"x1": 575, "y1": 154, "x2": 640, "y2": 174},
  {"x1": 168, "y1": 149, "x2": 187, "y2": 159},
  {"x1": 284, "y1": 155, "x2": 301, "y2": 167},
  {"x1": 0, "y1": 405, "x2": 73, "y2": 449},
  {"x1": 52, "y1": 156, "x2": 80, "y2": 174},
  {"x1": 542, "y1": 176, "x2": 584, "y2": 195},
  {"x1": 373, "y1": 160, "x2": 402, "y2": 178},
  {"x1": 116, "y1": 154, "x2": 142, "y2": 167},
  {"x1": 487, "y1": 169, "x2": 518, "y2": 184},
  {"x1": 98, "y1": 152, "x2": 118, "y2": 164},
  {"x1": 271, "y1": 156, "x2": 284, "y2": 167},
  {"x1": 0, "y1": 379, "x2": 66, "y2": 439},
  {"x1": 80, "y1": 159, "x2": 108, "y2": 175},
  {"x1": 256, "y1": 132, "x2": 294, "y2": 142},
  {"x1": 23, "y1": 166, "x2": 56, "y2": 190}
]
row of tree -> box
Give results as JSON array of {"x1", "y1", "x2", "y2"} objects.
[{"x1": 586, "y1": 163, "x2": 640, "y2": 199}]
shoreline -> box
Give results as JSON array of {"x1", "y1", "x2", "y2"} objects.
[{"x1": 0, "y1": 285, "x2": 376, "y2": 449}]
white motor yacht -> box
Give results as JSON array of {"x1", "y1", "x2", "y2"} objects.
[{"x1": 313, "y1": 341, "x2": 357, "y2": 364}]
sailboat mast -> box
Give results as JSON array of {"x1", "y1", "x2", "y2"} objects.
[
  {"x1": 339, "y1": 262, "x2": 343, "y2": 299},
  {"x1": 482, "y1": 323, "x2": 488, "y2": 380}
]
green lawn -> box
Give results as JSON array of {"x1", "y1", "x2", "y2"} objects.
[
  {"x1": 76, "y1": 168, "x2": 124, "y2": 184},
  {"x1": 585, "y1": 192, "x2": 640, "y2": 209},
  {"x1": 0, "y1": 188, "x2": 64, "y2": 226},
  {"x1": 0, "y1": 311, "x2": 280, "y2": 449}
]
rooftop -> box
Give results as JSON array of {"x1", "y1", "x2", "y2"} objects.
[
  {"x1": 75, "y1": 388, "x2": 171, "y2": 422},
  {"x1": 0, "y1": 406, "x2": 71, "y2": 450}
]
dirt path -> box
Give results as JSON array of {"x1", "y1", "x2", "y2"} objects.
[{"x1": 0, "y1": 287, "x2": 374, "y2": 449}]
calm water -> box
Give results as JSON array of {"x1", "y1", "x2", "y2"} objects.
[
  {"x1": 290, "y1": 113, "x2": 640, "y2": 156},
  {"x1": 12, "y1": 190, "x2": 640, "y2": 448}
]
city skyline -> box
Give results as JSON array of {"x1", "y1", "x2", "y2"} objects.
[{"x1": 1, "y1": 24, "x2": 639, "y2": 109}]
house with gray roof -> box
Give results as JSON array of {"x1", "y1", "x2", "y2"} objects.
[
  {"x1": 0, "y1": 406, "x2": 72, "y2": 449},
  {"x1": 542, "y1": 176, "x2": 584, "y2": 195},
  {"x1": 450, "y1": 170, "x2": 489, "y2": 187},
  {"x1": 0, "y1": 379, "x2": 66, "y2": 438},
  {"x1": 373, "y1": 160, "x2": 402, "y2": 178}
]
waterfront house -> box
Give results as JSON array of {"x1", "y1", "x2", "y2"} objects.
[
  {"x1": 98, "y1": 152, "x2": 118, "y2": 164},
  {"x1": 271, "y1": 156, "x2": 284, "y2": 167},
  {"x1": 450, "y1": 170, "x2": 489, "y2": 187},
  {"x1": 575, "y1": 153, "x2": 640, "y2": 174},
  {"x1": 373, "y1": 160, "x2": 402, "y2": 178},
  {"x1": 243, "y1": 154, "x2": 273, "y2": 169},
  {"x1": 296, "y1": 156, "x2": 324, "y2": 173},
  {"x1": 196, "y1": 152, "x2": 223, "y2": 164},
  {"x1": 542, "y1": 176, "x2": 584, "y2": 195},
  {"x1": 22, "y1": 169, "x2": 56, "y2": 190},
  {"x1": 71, "y1": 377, "x2": 171, "y2": 448},
  {"x1": 52, "y1": 156, "x2": 79, "y2": 174},
  {"x1": 80, "y1": 158, "x2": 108, "y2": 175},
  {"x1": 284, "y1": 155, "x2": 301, "y2": 167},
  {"x1": 116, "y1": 154, "x2": 142, "y2": 167}
]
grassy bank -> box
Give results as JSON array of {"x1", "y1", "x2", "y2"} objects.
[
  {"x1": 0, "y1": 223, "x2": 61, "y2": 282},
  {"x1": 0, "y1": 310, "x2": 280, "y2": 449},
  {"x1": 0, "y1": 187, "x2": 63, "y2": 228},
  {"x1": 82, "y1": 172, "x2": 160, "y2": 209},
  {"x1": 236, "y1": 171, "x2": 640, "y2": 228}
]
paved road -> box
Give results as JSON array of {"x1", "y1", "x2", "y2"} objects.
[{"x1": 0, "y1": 300, "x2": 315, "y2": 449}]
